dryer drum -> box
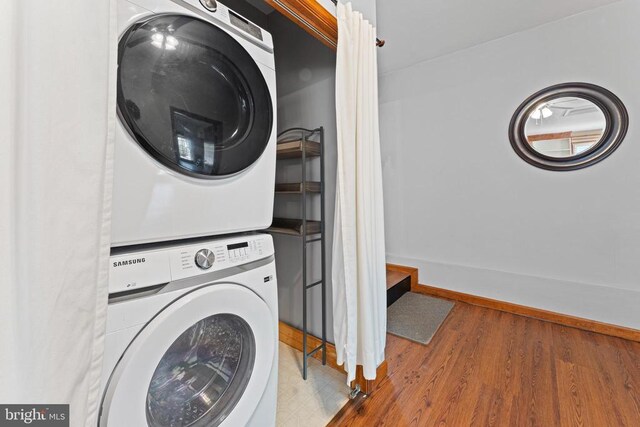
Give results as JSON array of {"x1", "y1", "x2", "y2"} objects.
[{"x1": 117, "y1": 14, "x2": 273, "y2": 178}]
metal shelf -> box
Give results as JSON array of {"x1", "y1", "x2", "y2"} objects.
[
  {"x1": 267, "y1": 127, "x2": 327, "y2": 380},
  {"x1": 276, "y1": 139, "x2": 321, "y2": 159},
  {"x1": 267, "y1": 218, "x2": 321, "y2": 236},
  {"x1": 275, "y1": 182, "x2": 321, "y2": 194}
]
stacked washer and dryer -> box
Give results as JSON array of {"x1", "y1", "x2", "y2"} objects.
[{"x1": 101, "y1": 0, "x2": 279, "y2": 425}]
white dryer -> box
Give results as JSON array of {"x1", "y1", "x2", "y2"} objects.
[
  {"x1": 112, "y1": 0, "x2": 277, "y2": 247},
  {"x1": 100, "y1": 233, "x2": 278, "y2": 426}
]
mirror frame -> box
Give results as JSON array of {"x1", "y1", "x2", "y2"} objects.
[{"x1": 509, "y1": 82, "x2": 628, "y2": 171}]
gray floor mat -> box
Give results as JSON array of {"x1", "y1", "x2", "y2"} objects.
[{"x1": 387, "y1": 292, "x2": 454, "y2": 344}]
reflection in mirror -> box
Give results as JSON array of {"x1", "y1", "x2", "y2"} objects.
[{"x1": 524, "y1": 97, "x2": 606, "y2": 158}]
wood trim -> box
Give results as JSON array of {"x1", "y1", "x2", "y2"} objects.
[
  {"x1": 412, "y1": 283, "x2": 640, "y2": 343},
  {"x1": 526, "y1": 131, "x2": 572, "y2": 142},
  {"x1": 386, "y1": 269, "x2": 409, "y2": 291},
  {"x1": 279, "y1": 320, "x2": 342, "y2": 371},
  {"x1": 265, "y1": 0, "x2": 337, "y2": 50},
  {"x1": 278, "y1": 321, "x2": 388, "y2": 394},
  {"x1": 352, "y1": 361, "x2": 388, "y2": 395},
  {"x1": 386, "y1": 263, "x2": 419, "y2": 290}
]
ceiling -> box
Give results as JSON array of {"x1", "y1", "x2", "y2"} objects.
[{"x1": 376, "y1": 0, "x2": 621, "y2": 75}]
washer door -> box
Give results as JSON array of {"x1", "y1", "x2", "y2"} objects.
[
  {"x1": 117, "y1": 14, "x2": 273, "y2": 178},
  {"x1": 100, "y1": 284, "x2": 275, "y2": 427}
]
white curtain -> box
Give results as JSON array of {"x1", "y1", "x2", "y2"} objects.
[
  {"x1": 333, "y1": 2, "x2": 386, "y2": 383},
  {"x1": 0, "y1": 1, "x2": 116, "y2": 425}
]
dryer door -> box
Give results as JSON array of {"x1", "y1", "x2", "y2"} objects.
[
  {"x1": 117, "y1": 14, "x2": 273, "y2": 178},
  {"x1": 100, "y1": 283, "x2": 275, "y2": 427}
]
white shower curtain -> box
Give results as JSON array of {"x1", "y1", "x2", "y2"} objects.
[
  {"x1": 333, "y1": 2, "x2": 386, "y2": 383},
  {"x1": 0, "y1": 1, "x2": 116, "y2": 425}
]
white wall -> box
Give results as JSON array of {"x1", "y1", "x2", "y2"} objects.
[
  {"x1": 317, "y1": 0, "x2": 376, "y2": 25},
  {"x1": 379, "y1": 0, "x2": 640, "y2": 329},
  {"x1": 350, "y1": 0, "x2": 376, "y2": 25}
]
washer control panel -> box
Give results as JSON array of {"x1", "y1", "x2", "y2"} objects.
[
  {"x1": 109, "y1": 234, "x2": 274, "y2": 294},
  {"x1": 169, "y1": 234, "x2": 272, "y2": 281},
  {"x1": 227, "y1": 239, "x2": 266, "y2": 263}
]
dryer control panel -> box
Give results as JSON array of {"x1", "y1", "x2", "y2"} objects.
[{"x1": 109, "y1": 233, "x2": 274, "y2": 294}]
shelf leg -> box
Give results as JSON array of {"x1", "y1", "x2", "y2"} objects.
[
  {"x1": 302, "y1": 131, "x2": 308, "y2": 380},
  {"x1": 320, "y1": 127, "x2": 327, "y2": 366}
]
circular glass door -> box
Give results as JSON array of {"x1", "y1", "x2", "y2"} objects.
[
  {"x1": 146, "y1": 314, "x2": 255, "y2": 427},
  {"x1": 99, "y1": 283, "x2": 275, "y2": 427},
  {"x1": 117, "y1": 14, "x2": 273, "y2": 178}
]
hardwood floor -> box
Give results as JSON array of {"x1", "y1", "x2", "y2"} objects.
[{"x1": 328, "y1": 302, "x2": 640, "y2": 426}]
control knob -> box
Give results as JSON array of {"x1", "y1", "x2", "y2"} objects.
[
  {"x1": 200, "y1": 0, "x2": 217, "y2": 12},
  {"x1": 195, "y1": 249, "x2": 215, "y2": 270}
]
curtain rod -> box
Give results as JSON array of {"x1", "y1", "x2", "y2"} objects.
[{"x1": 330, "y1": 0, "x2": 385, "y2": 47}]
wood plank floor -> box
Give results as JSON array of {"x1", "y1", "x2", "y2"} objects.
[{"x1": 328, "y1": 302, "x2": 640, "y2": 426}]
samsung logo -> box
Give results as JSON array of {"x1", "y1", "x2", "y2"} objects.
[{"x1": 113, "y1": 258, "x2": 146, "y2": 268}]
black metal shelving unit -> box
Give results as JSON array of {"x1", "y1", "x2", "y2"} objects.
[{"x1": 267, "y1": 127, "x2": 326, "y2": 380}]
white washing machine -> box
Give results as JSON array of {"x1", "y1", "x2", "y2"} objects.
[
  {"x1": 112, "y1": 0, "x2": 277, "y2": 247},
  {"x1": 99, "y1": 233, "x2": 278, "y2": 426}
]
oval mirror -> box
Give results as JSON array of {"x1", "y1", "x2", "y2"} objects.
[{"x1": 509, "y1": 83, "x2": 628, "y2": 170}]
